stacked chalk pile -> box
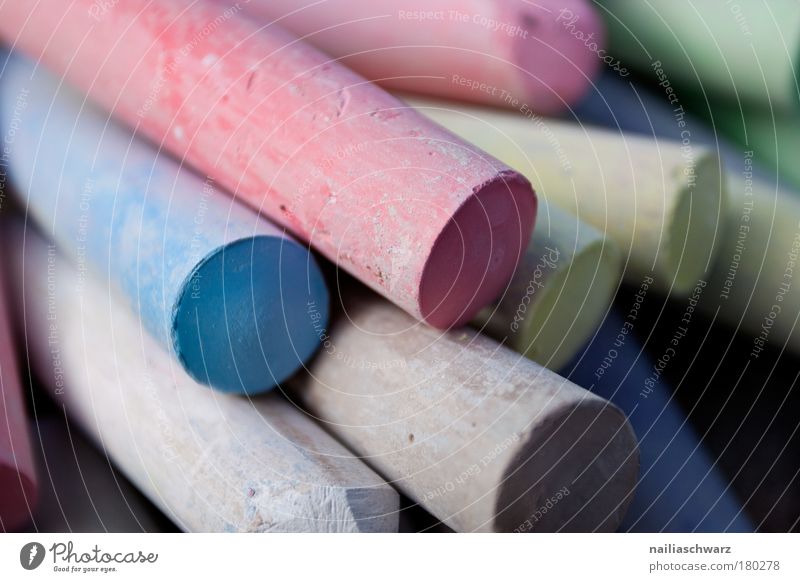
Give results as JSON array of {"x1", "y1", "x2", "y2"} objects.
[
  {"x1": 2, "y1": 0, "x2": 792, "y2": 534},
  {"x1": 0, "y1": 0, "x2": 640, "y2": 533}
]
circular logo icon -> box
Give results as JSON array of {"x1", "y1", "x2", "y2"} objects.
[{"x1": 20, "y1": 542, "x2": 46, "y2": 570}]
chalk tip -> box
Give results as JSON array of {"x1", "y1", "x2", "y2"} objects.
[
  {"x1": 420, "y1": 172, "x2": 536, "y2": 329},
  {"x1": 666, "y1": 153, "x2": 726, "y2": 293},
  {"x1": 518, "y1": 238, "x2": 621, "y2": 371},
  {"x1": 344, "y1": 486, "x2": 401, "y2": 533},
  {"x1": 493, "y1": 399, "x2": 638, "y2": 532},
  {"x1": 508, "y1": 0, "x2": 605, "y2": 114},
  {"x1": 172, "y1": 236, "x2": 329, "y2": 395},
  {"x1": 242, "y1": 483, "x2": 398, "y2": 532}
]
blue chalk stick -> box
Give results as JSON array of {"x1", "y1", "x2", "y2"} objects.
[
  {"x1": 0, "y1": 53, "x2": 329, "y2": 395},
  {"x1": 563, "y1": 310, "x2": 752, "y2": 532}
]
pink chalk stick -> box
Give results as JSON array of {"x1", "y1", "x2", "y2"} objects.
[
  {"x1": 0, "y1": 0, "x2": 536, "y2": 328},
  {"x1": 0, "y1": 247, "x2": 37, "y2": 530},
  {"x1": 229, "y1": 0, "x2": 604, "y2": 114}
]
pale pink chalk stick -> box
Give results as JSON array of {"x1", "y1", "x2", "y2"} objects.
[
  {"x1": 0, "y1": 0, "x2": 536, "y2": 328},
  {"x1": 0, "y1": 244, "x2": 37, "y2": 530},
  {"x1": 228, "y1": 0, "x2": 605, "y2": 114}
]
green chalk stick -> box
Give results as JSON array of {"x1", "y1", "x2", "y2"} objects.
[
  {"x1": 598, "y1": 0, "x2": 800, "y2": 110},
  {"x1": 475, "y1": 201, "x2": 620, "y2": 371},
  {"x1": 709, "y1": 176, "x2": 800, "y2": 355},
  {"x1": 412, "y1": 98, "x2": 726, "y2": 295}
]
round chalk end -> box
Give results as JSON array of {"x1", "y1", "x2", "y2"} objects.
[
  {"x1": 493, "y1": 399, "x2": 638, "y2": 532},
  {"x1": 0, "y1": 464, "x2": 37, "y2": 530},
  {"x1": 508, "y1": 0, "x2": 605, "y2": 115},
  {"x1": 520, "y1": 240, "x2": 621, "y2": 371},
  {"x1": 419, "y1": 172, "x2": 536, "y2": 329},
  {"x1": 172, "y1": 236, "x2": 329, "y2": 395},
  {"x1": 666, "y1": 153, "x2": 726, "y2": 293}
]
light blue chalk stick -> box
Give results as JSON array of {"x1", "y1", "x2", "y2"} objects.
[
  {"x1": 0, "y1": 53, "x2": 329, "y2": 395},
  {"x1": 563, "y1": 310, "x2": 752, "y2": 532}
]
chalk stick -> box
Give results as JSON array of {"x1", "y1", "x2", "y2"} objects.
[
  {"x1": 289, "y1": 286, "x2": 639, "y2": 532},
  {"x1": 0, "y1": 239, "x2": 37, "y2": 531},
  {"x1": 575, "y1": 74, "x2": 800, "y2": 354},
  {"x1": 0, "y1": 0, "x2": 536, "y2": 329},
  {"x1": 413, "y1": 99, "x2": 725, "y2": 294},
  {"x1": 26, "y1": 417, "x2": 172, "y2": 533},
  {"x1": 220, "y1": 0, "x2": 604, "y2": 115},
  {"x1": 474, "y1": 199, "x2": 621, "y2": 371},
  {"x1": 564, "y1": 309, "x2": 753, "y2": 532},
  {"x1": 14, "y1": 228, "x2": 399, "y2": 533},
  {"x1": 712, "y1": 179, "x2": 800, "y2": 355},
  {"x1": 0, "y1": 53, "x2": 329, "y2": 395},
  {"x1": 597, "y1": 0, "x2": 800, "y2": 111}
]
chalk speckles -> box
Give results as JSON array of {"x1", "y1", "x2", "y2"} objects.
[
  {"x1": 201, "y1": 53, "x2": 218, "y2": 68},
  {"x1": 370, "y1": 108, "x2": 401, "y2": 122},
  {"x1": 521, "y1": 12, "x2": 540, "y2": 31},
  {"x1": 335, "y1": 88, "x2": 350, "y2": 118}
]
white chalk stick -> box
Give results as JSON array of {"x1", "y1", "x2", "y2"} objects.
[{"x1": 291, "y1": 287, "x2": 639, "y2": 532}]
